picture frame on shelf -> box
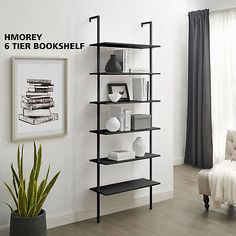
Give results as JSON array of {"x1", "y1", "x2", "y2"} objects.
[
  {"x1": 12, "y1": 57, "x2": 68, "y2": 141},
  {"x1": 107, "y1": 83, "x2": 130, "y2": 101}
]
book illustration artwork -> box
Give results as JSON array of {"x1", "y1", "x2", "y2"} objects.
[{"x1": 19, "y1": 79, "x2": 59, "y2": 125}]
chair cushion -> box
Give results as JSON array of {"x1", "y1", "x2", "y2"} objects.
[{"x1": 198, "y1": 169, "x2": 211, "y2": 195}]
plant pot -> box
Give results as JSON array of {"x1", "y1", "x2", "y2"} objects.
[{"x1": 10, "y1": 209, "x2": 47, "y2": 236}]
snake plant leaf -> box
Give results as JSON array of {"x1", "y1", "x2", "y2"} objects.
[
  {"x1": 45, "y1": 165, "x2": 50, "y2": 184},
  {"x1": 12, "y1": 174, "x2": 18, "y2": 199},
  {"x1": 42, "y1": 171, "x2": 60, "y2": 197},
  {"x1": 20, "y1": 145, "x2": 24, "y2": 181},
  {"x1": 18, "y1": 183, "x2": 27, "y2": 217},
  {"x1": 23, "y1": 179, "x2": 26, "y2": 192},
  {"x1": 34, "y1": 194, "x2": 48, "y2": 216},
  {"x1": 37, "y1": 179, "x2": 46, "y2": 202},
  {"x1": 4, "y1": 182, "x2": 17, "y2": 208},
  {"x1": 11, "y1": 163, "x2": 20, "y2": 187},
  {"x1": 27, "y1": 167, "x2": 35, "y2": 210},
  {"x1": 33, "y1": 141, "x2": 37, "y2": 170},
  {"x1": 35, "y1": 145, "x2": 42, "y2": 182},
  {"x1": 17, "y1": 146, "x2": 22, "y2": 181},
  {"x1": 5, "y1": 203, "x2": 15, "y2": 215}
]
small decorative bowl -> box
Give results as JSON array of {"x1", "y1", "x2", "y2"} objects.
[{"x1": 108, "y1": 93, "x2": 122, "y2": 102}]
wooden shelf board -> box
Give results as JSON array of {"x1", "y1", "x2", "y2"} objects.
[
  {"x1": 89, "y1": 100, "x2": 161, "y2": 105},
  {"x1": 89, "y1": 72, "x2": 161, "y2": 75},
  {"x1": 90, "y1": 178, "x2": 160, "y2": 196},
  {"x1": 90, "y1": 42, "x2": 161, "y2": 49},
  {"x1": 89, "y1": 127, "x2": 161, "y2": 135},
  {"x1": 90, "y1": 153, "x2": 161, "y2": 165}
]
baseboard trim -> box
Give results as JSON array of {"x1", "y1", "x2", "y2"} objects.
[
  {"x1": 174, "y1": 157, "x2": 184, "y2": 166},
  {"x1": 0, "y1": 189, "x2": 173, "y2": 235}
]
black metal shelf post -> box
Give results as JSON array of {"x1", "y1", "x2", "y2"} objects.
[
  {"x1": 89, "y1": 15, "x2": 101, "y2": 223},
  {"x1": 141, "y1": 21, "x2": 153, "y2": 210},
  {"x1": 89, "y1": 16, "x2": 160, "y2": 223}
]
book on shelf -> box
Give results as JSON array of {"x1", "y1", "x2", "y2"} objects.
[
  {"x1": 113, "y1": 49, "x2": 129, "y2": 72},
  {"x1": 23, "y1": 108, "x2": 52, "y2": 117},
  {"x1": 129, "y1": 68, "x2": 149, "y2": 73},
  {"x1": 21, "y1": 101, "x2": 55, "y2": 110},
  {"x1": 108, "y1": 150, "x2": 135, "y2": 161},
  {"x1": 124, "y1": 109, "x2": 131, "y2": 131},
  {"x1": 132, "y1": 78, "x2": 149, "y2": 101},
  {"x1": 19, "y1": 113, "x2": 58, "y2": 125}
]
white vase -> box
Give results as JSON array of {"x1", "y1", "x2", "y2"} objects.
[
  {"x1": 105, "y1": 117, "x2": 120, "y2": 132},
  {"x1": 132, "y1": 137, "x2": 146, "y2": 157}
]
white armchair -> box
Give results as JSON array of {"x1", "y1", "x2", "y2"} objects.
[{"x1": 198, "y1": 130, "x2": 236, "y2": 210}]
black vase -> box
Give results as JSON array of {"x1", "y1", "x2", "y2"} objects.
[
  {"x1": 105, "y1": 54, "x2": 122, "y2": 73},
  {"x1": 10, "y1": 209, "x2": 47, "y2": 236}
]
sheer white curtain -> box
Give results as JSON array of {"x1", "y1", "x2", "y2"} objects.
[{"x1": 210, "y1": 9, "x2": 236, "y2": 164}]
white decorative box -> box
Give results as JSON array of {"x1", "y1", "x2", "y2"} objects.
[{"x1": 108, "y1": 150, "x2": 135, "y2": 161}]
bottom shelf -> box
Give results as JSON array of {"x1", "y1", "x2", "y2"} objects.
[{"x1": 90, "y1": 178, "x2": 160, "y2": 196}]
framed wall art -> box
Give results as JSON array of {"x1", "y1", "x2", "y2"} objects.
[{"x1": 12, "y1": 57, "x2": 68, "y2": 141}]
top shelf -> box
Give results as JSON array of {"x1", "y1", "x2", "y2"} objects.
[{"x1": 90, "y1": 42, "x2": 161, "y2": 49}]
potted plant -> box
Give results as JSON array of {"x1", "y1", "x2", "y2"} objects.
[{"x1": 4, "y1": 142, "x2": 60, "y2": 236}]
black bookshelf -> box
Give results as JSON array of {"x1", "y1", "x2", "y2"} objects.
[
  {"x1": 90, "y1": 100, "x2": 161, "y2": 105},
  {"x1": 89, "y1": 15, "x2": 161, "y2": 223},
  {"x1": 90, "y1": 153, "x2": 160, "y2": 165},
  {"x1": 90, "y1": 178, "x2": 161, "y2": 196}
]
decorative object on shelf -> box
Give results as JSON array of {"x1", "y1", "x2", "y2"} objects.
[
  {"x1": 133, "y1": 78, "x2": 149, "y2": 101},
  {"x1": 132, "y1": 137, "x2": 146, "y2": 157},
  {"x1": 113, "y1": 49, "x2": 130, "y2": 72},
  {"x1": 131, "y1": 114, "x2": 151, "y2": 130},
  {"x1": 111, "y1": 106, "x2": 124, "y2": 131},
  {"x1": 4, "y1": 142, "x2": 60, "y2": 236},
  {"x1": 105, "y1": 117, "x2": 120, "y2": 132},
  {"x1": 108, "y1": 83, "x2": 130, "y2": 101},
  {"x1": 108, "y1": 92, "x2": 122, "y2": 102},
  {"x1": 108, "y1": 150, "x2": 135, "y2": 161},
  {"x1": 12, "y1": 57, "x2": 68, "y2": 141},
  {"x1": 105, "y1": 54, "x2": 122, "y2": 73}
]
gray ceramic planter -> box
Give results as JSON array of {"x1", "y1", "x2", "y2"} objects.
[{"x1": 10, "y1": 209, "x2": 47, "y2": 236}]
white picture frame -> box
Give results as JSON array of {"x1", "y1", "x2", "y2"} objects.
[{"x1": 12, "y1": 57, "x2": 68, "y2": 141}]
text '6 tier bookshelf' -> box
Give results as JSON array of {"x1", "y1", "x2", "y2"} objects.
[{"x1": 89, "y1": 15, "x2": 161, "y2": 223}]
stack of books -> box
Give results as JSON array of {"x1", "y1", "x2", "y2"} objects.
[
  {"x1": 19, "y1": 79, "x2": 58, "y2": 125},
  {"x1": 114, "y1": 49, "x2": 130, "y2": 72},
  {"x1": 133, "y1": 78, "x2": 149, "y2": 101},
  {"x1": 111, "y1": 106, "x2": 131, "y2": 131}
]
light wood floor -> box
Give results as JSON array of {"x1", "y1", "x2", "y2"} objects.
[{"x1": 48, "y1": 165, "x2": 236, "y2": 236}]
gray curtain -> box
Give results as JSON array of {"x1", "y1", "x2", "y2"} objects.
[{"x1": 185, "y1": 9, "x2": 213, "y2": 169}]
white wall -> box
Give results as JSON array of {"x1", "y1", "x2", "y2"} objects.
[
  {"x1": 203, "y1": 0, "x2": 236, "y2": 10},
  {"x1": 0, "y1": 0, "x2": 219, "y2": 234}
]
